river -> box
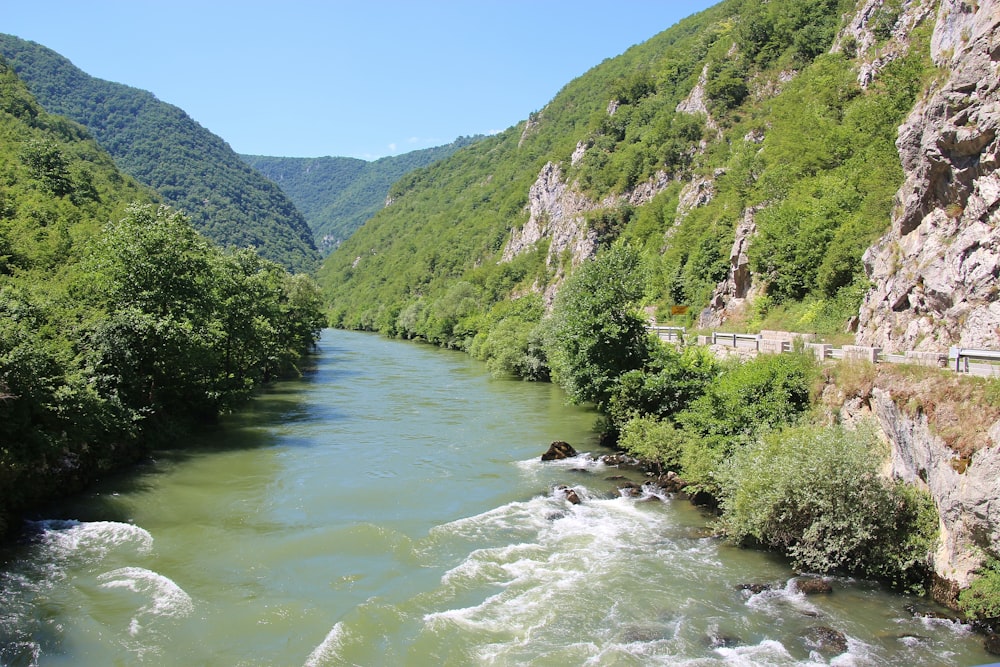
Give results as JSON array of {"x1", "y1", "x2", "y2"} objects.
[{"x1": 0, "y1": 330, "x2": 993, "y2": 666}]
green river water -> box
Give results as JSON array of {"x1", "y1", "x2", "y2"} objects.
[{"x1": 0, "y1": 329, "x2": 995, "y2": 666}]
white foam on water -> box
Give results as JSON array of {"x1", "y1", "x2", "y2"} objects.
[
  {"x1": 97, "y1": 567, "x2": 194, "y2": 619},
  {"x1": 422, "y1": 487, "x2": 715, "y2": 661},
  {"x1": 30, "y1": 520, "x2": 154, "y2": 562},
  {"x1": 514, "y1": 452, "x2": 611, "y2": 475},
  {"x1": 713, "y1": 638, "x2": 810, "y2": 665},
  {"x1": 744, "y1": 579, "x2": 822, "y2": 618},
  {"x1": 303, "y1": 622, "x2": 350, "y2": 667}
]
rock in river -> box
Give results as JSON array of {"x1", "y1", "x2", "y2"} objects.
[{"x1": 541, "y1": 441, "x2": 577, "y2": 461}]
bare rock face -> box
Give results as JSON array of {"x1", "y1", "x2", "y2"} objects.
[
  {"x1": 865, "y1": 388, "x2": 1000, "y2": 593},
  {"x1": 501, "y1": 160, "x2": 675, "y2": 305},
  {"x1": 701, "y1": 204, "x2": 764, "y2": 328},
  {"x1": 857, "y1": 1, "x2": 1000, "y2": 353},
  {"x1": 501, "y1": 162, "x2": 598, "y2": 276},
  {"x1": 838, "y1": 0, "x2": 937, "y2": 88}
]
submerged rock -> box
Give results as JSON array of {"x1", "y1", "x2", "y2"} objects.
[
  {"x1": 541, "y1": 441, "x2": 577, "y2": 461},
  {"x1": 984, "y1": 632, "x2": 1000, "y2": 656},
  {"x1": 737, "y1": 583, "x2": 773, "y2": 595},
  {"x1": 803, "y1": 625, "x2": 848, "y2": 656},
  {"x1": 794, "y1": 577, "x2": 833, "y2": 595}
]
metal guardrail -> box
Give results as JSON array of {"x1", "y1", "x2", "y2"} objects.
[
  {"x1": 949, "y1": 346, "x2": 1000, "y2": 373},
  {"x1": 648, "y1": 326, "x2": 686, "y2": 342},
  {"x1": 711, "y1": 332, "x2": 761, "y2": 350},
  {"x1": 646, "y1": 324, "x2": 1000, "y2": 377}
]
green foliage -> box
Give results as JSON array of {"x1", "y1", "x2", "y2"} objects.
[
  {"x1": 717, "y1": 424, "x2": 937, "y2": 590},
  {"x1": 0, "y1": 35, "x2": 319, "y2": 272},
  {"x1": 618, "y1": 416, "x2": 684, "y2": 471},
  {"x1": 241, "y1": 136, "x2": 482, "y2": 254},
  {"x1": 0, "y1": 63, "x2": 325, "y2": 531},
  {"x1": 469, "y1": 294, "x2": 549, "y2": 380},
  {"x1": 959, "y1": 556, "x2": 1000, "y2": 623},
  {"x1": 544, "y1": 243, "x2": 653, "y2": 409},
  {"x1": 675, "y1": 353, "x2": 815, "y2": 490},
  {"x1": 606, "y1": 344, "x2": 718, "y2": 428}
]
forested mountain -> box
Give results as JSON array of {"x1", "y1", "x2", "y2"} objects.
[
  {"x1": 242, "y1": 136, "x2": 482, "y2": 254},
  {"x1": 0, "y1": 35, "x2": 319, "y2": 273},
  {"x1": 0, "y1": 58, "x2": 325, "y2": 534},
  {"x1": 321, "y1": 0, "x2": 900, "y2": 337}
]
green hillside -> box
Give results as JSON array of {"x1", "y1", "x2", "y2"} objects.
[
  {"x1": 0, "y1": 34, "x2": 320, "y2": 273},
  {"x1": 241, "y1": 135, "x2": 483, "y2": 254},
  {"x1": 319, "y1": 0, "x2": 928, "y2": 347},
  {"x1": 0, "y1": 58, "x2": 325, "y2": 534}
]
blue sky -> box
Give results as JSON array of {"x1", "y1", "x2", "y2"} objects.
[{"x1": 5, "y1": 1, "x2": 717, "y2": 160}]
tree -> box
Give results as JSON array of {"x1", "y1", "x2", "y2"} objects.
[{"x1": 544, "y1": 243, "x2": 653, "y2": 409}]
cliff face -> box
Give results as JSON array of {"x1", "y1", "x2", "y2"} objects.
[
  {"x1": 857, "y1": 0, "x2": 1000, "y2": 352},
  {"x1": 836, "y1": 375, "x2": 1000, "y2": 600}
]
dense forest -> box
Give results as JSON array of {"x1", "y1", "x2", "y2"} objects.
[
  {"x1": 0, "y1": 35, "x2": 320, "y2": 273},
  {"x1": 0, "y1": 59, "x2": 326, "y2": 535},
  {"x1": 242, "y1": 135, "x2": 482, "y2": 254}
]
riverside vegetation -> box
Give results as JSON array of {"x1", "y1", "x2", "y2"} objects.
[{"x1": 0, "y1": 61, "x2": 326, "y2": 536}]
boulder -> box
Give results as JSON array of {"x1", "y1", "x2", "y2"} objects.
[
  {"x1": 794, "y1": 577, "x2": 833, "y2": 595},
  {"x1": 541, "y1": 441, "x2": 577, "y2": 461},
  {"x1": 555, "y1": 485, "x2": 581, "y2": 505},
  {"x1": 656, "y1": 471, "x2": 689, "y2": 493}
]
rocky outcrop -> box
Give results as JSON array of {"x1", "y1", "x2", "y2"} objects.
[
  {"x1": 501, "y1": 159, "x2": 676, "y2": 304},
  {"x1": 701, "y1": 204, "x2": 764, "y2": 328},
  {"x1": 502, "y1": 162, "x2": 597, "y2": 269},
  {"x1": 845, "y1": 387, "x2": 1000, "y2": 596},
  {"x1": 837, "y1": 0, "x2": 937, "y2": 88},
  {"x1": 857, "y1": 0, "x2": 1000, "y2": 353},
  {"x1": 676, "y1": 64, "x2": 721, "y2": 142}
]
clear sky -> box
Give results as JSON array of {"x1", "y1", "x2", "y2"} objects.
[{"x1": 4, "y1": 1, "x2": 717, "y2": 160}]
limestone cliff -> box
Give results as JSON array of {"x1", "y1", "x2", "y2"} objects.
[
  {"x1": 501, "y1": 161, "x2": 673, "y2": 305},
  {"x1": 857, "y1": 0, "x2": 1000, "y2": 352},
  {"x1": 832, "y1": 366, "x2": 1000, "y2": 602}
]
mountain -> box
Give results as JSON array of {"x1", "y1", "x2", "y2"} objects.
[
  {"x1": 0, "y1": 57, "x2": 325, "y2": 534},
  {"x1": 242, "y1": 136, "x2": 483, "y2": 254},
  {"x1": 320, "y1": 0, "x2": 887, "y2": 337},
  {"x1": 318, "y1": 0, "x2": 997, "y2": 355},
  {"x1": 0, "y1": 34, "x2": 320, "y2": 273}
]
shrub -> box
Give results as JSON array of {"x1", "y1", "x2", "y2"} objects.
[
  {"x1": 618, "y1": 416, "x2": 685, "y2": 471},
  {"x1": 959, "y1": 556, "x2": 1000, "y2": 625},
  {"x1": 717, "y1": 423, "x2": 937, "y2": 591},
  {"x1": 606, "y1": 344, "x2": 718, "y2": 428}
]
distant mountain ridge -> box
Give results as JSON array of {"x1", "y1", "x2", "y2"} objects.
[
  {"x1": 0, "y1": 34, "x2": 320, "y2": 273},
  {"x1": 241, "y1": 136, "x2": 483, "y2": 254}
]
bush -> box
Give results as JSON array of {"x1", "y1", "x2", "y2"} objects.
[
  {"x1": 618, "y1": 416, "x2": 685, "y2": 471},
  {"x1": 717, "y1": 424, "x2": 937, "y2": 591},
  {"x1": 606, "y1": 344, "x2": 718, "y2": 428},
  {"x1": 676, "y1": 352, "x2": 815, "y2": 450},
  {"x1": 544, "y1": 243, "x2": 652, "y2": 409},
  {"x1": 959, "y1": 556, "x2": 1000, "y2": 625}
]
